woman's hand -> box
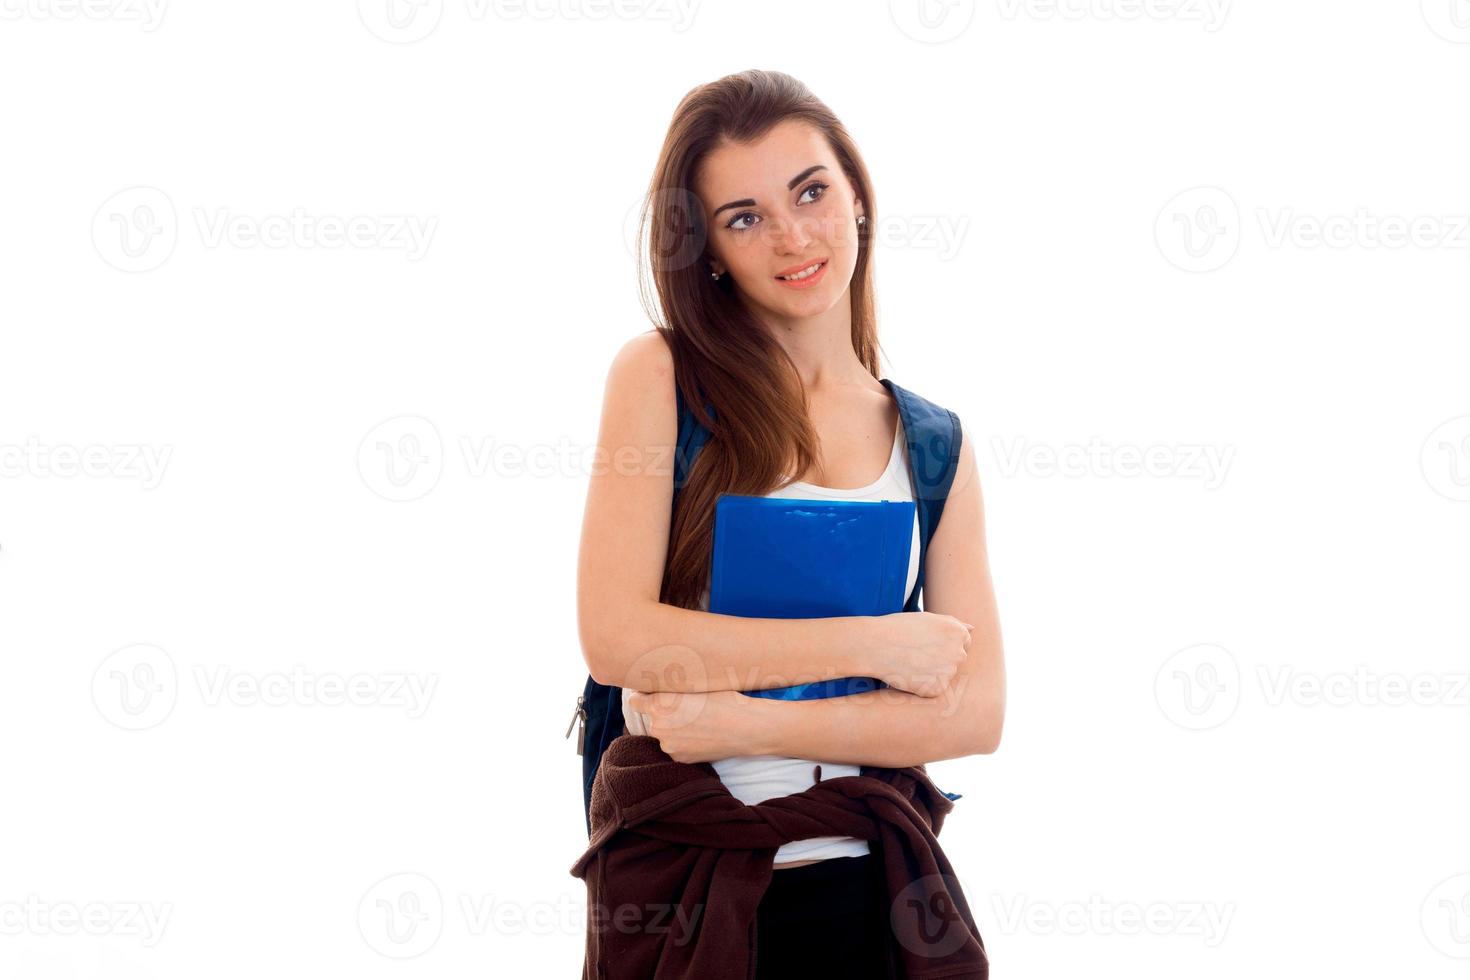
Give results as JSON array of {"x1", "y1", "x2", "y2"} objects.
[
  {"x1": 867, "y1": 611, "x2": 973, "y2": 699},
  {"x1": 624, "y1": 689, "x2": 767, "y2": 764}
]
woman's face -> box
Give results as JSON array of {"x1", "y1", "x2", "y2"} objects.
[{"x1": 695, "y1": 119, "x2": 864, "y2": 322}]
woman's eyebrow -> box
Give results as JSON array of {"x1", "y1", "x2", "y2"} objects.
[{"x1": 711, "y1": 164, "x2": 829, "y2": 219}]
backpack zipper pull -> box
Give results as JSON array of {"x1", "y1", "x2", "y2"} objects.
[{"x1": 566, "y1": 694, "x2": 587, "y2": 755}]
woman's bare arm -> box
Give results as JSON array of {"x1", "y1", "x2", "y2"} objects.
[
  {"x1": 743, "y1": 419, "x2": 1007, "y2": 766},
  {"x1": 577, "y1": 331, "x2": 878, "y2": 694}
]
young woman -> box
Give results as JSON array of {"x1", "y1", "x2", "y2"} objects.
[{"x1": 576, "y1": 69, "x2": 1005, "y2": 977}]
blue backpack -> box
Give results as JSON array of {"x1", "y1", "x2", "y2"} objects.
[{"x1": 571, "y1": 377, "x2": 965, "y2": 834}]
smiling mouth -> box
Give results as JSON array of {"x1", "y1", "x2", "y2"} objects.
[{"x1": 775, "y1": 260, "x2": 827, "y2": 281}]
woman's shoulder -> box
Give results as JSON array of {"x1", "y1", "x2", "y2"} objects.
[
  {"x1": 604, "y1": 329, "x2": 677, "y2": 412},
  {"x1": 599, "y1": 330, "x2": 679, "y2": 451},
  {"x1": 610, "y1": 328, "x2": 675, "y2": 383}
]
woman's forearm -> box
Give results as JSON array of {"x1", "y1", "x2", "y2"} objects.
[
  {"x1": 743, "y1": 679, "x2": 1002, "y2": 769},
  {"x1": 589, "y1": 599, "x2": 877, "y2": 695}
]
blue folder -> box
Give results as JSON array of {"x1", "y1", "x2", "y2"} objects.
[{"x1": 709, "y1": 493, "x2": 915, "y2": 702}]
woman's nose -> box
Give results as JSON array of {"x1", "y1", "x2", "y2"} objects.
[{"x1": 767, "y1": 214, "x2": 816, "y2": 251}]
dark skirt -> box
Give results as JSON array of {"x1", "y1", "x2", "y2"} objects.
[{"x1": 754, "y1": 852, "x2": 895, "y2": 979}]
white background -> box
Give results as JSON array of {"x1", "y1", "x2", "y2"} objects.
[{"x1": 3, "y1": 1, "x2": 1469, "y2": 977}]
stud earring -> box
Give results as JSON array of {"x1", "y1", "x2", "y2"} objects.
[
  {"x1": 856, "y1": 215, "x2": 866, "y2": 226},
  {"x1": 710, "y1": 270, "x2": 721, "y2": 280}
]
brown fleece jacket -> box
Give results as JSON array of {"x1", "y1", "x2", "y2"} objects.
[{"x1": 569, "y1": 734, "x2": 988, "y2": 979}]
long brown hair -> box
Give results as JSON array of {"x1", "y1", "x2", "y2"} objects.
[{"x1": 637, "y1": 69, "x2": 884, "y2": 610}]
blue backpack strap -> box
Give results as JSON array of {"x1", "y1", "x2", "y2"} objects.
[
  {"x1": 674, "y1": 381, "x2": 715, "y2": 488},
  {"x1": 580, "y1": 380, "x2": 714, "y2": 834},
  {"x1": 880, "y1": 378, "x2": 963, "y2": 614}
]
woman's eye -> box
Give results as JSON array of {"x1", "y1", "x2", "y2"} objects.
[{"x1": 725, "y1": 183, "x2": 829, "y2": 232}]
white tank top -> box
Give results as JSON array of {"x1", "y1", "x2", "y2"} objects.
[{"x1": 623, "y1": 416, "x2": 921, "y2": 866}]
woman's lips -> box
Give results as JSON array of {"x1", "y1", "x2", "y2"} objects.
[{"x1": 774, "y1": 259, "x2": 828, "y2": 290}]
